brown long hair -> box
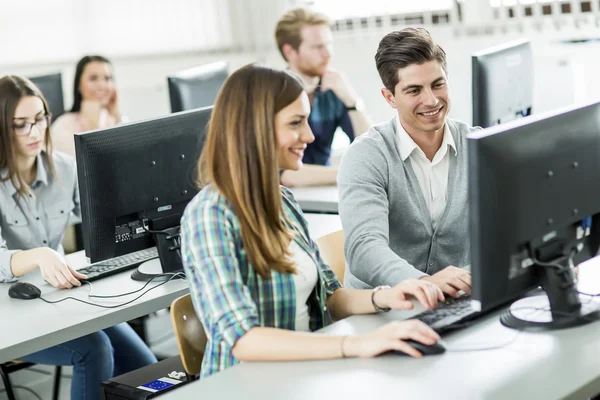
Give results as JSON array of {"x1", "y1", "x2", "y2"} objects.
[
  {"x1": 199, "y1": 64, "x2": 304, "y2": 278},
  {"x1": 0, "y1": 75, "x2": 57, "y2": 198}
]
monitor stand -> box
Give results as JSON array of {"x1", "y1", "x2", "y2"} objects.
[
  {"x1": 131, "y1": 258, "x2": 172, "y2": 282},
  {"x1": 500, "y1": 294, "x2": 600, "y2": 331},
  {"x1": 501, "y1": 261, "x2": 600, "y2": 331}
]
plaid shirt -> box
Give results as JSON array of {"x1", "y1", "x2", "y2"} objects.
[{"x1": 180, "y1": 185, "x2": 342, "y2": 378}]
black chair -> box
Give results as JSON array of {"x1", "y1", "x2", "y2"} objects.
[
  {"x1": 0, "y1": 361, "x2": 62, "y2": 400},
  {"x1": 167, "y1": 61, "x2": 228, "y2": 113},
  {"x1": 27, "y1": 73, "x2": 65, "y2": 123}
]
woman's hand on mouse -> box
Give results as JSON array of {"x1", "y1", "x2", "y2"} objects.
[
  {"x1": 34, "y1": 248, "x2": 87, "y2": 289},
  {"x1": 343, "y1": 320, "x2": 440, "y2": 358}
]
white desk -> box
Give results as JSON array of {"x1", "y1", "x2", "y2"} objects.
[
  {"x1": 0, "y1": 251, "x2": 188, "y2": 364},
  {"x1": 0, "y1": 214, "x2": 341, "y2": 365},
  {"x1": 303, "y1": 213, "x2": 342, "y2": 239},
  {"x1": 162, "y1": 260, "x2": 600, "y2": 400},
  {"x1": 290, "y1": 186, "x2": 339, "y2": 214}
]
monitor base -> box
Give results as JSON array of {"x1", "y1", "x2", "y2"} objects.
[
  {"x1": 131, "y1": 258, "x2": 171, "y2": 282},
  {"x1": 500, "y1": 294, "x2": 600, "y2": 331}
]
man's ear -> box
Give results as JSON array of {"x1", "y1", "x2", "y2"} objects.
[
  {"x1": 282, "y1": 43, "x2": 296, "y2": 62},
  {"x1": 381, "y1": 87, "x2": 397, "y2": 109}
]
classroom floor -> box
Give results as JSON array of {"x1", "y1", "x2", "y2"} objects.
[{"x1": 0, "y1": 310, "x2": 179, "y2": 400}]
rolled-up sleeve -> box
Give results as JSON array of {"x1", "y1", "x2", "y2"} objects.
[
  {"x1": 0, "y1": 227, "x2": 19, "y2": 282},
  {"x1": 180, "y1": 200, "x2": 259, "y2": 350}
]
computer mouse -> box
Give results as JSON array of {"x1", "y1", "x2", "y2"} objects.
[
  {"x1": 391, "y1": 339, "x2": 446, "y2": 357},
  {"x1": 8, "y1": 282, "x2": 42, "y2": 300}
]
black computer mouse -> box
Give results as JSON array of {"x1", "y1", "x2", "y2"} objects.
[
  {"x1": 8, "y1": 282, "x2": 42, "y2": 300},
  {"x1": 391, "y1": 339, "x2": 446, "y2": 357}
]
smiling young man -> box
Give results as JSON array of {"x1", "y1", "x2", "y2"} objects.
[
  {"x1": 274, "y1": 8, "x2": 372, "y2": 187},
  {"x1": 338, "y1": 28, "x2": 480, "y2": 297}
]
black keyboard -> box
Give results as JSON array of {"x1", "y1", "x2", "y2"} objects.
[
  {"x1": 413, "y1": 295, "x2": 479, "y2": 333},
  {"x1": 77, "y1": 248, "x2": 159, "y2": 282}
]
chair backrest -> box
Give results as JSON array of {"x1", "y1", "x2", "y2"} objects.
[
  {"x1": 28, "y1": 73, "x2": 65, "y2": 122},
  {"x1": 167, "y1": 61, "x2": 228, "y2": 113},
  {"x1": 170, "y1": 294, "x2": 207, "y2": 377},
  {"x1": 315, "y1": 230, "x2": 345, "y2": 284}
]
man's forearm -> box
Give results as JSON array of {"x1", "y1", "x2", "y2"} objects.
[{"x1": 349, "y1": 109, "x2": 372, "y2": 137}]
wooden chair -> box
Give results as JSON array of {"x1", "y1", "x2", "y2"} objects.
[
  {"x1": 170, "y1": 294, "x2": 207, "y2": 381},
  {"x1": 316, "y1": 230, "x2": 345, "y2": 284},
  {"x1": 0, "y1": 361, "x2": 61, "y2": 400}
]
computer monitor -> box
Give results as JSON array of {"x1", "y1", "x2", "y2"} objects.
[
  {"x1": 74, "y1": 107, "x2": 211, "y2": 280},
  {"x1": 471, "y1": 39, "x2": 533, "y2": 128},
  {"x1": 167, "y1": 61, "x2": 228, "y2": 113},
  {"x1": 468, "y1": 101, "x2": 600, "y2": 331},
  {"x1": 28, "y1": 73, "x2": 65, "y2": 123}
]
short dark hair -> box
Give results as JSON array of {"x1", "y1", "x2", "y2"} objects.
[{"x1": 374, "y1": 28, "x2": 447, "y2": 94}]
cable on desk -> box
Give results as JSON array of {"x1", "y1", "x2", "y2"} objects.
[
  {"x1": 83, "y1": 272, "x2": 186, "y2": 298},
  {"x1": 0, "y1": 386, "x2": 43, "y2": 400},
  {"x1": 39, "y1": 273, "x2": 185, "y2": 309},
  {"x1": 444, "y1": 304, "x2": 600, "y2": 353}
]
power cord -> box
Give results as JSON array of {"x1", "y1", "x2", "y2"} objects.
[
  {"x1": 84, "y1": 272, "x2": 186, "y2": 298},
  {"x1": 0, "y1": 385, "x2": 43, "y2": 400},
  {"x1": 39, "y1": 272, "x2": 186, "y2": 309},
  {"x1": 444, "y1": 300, "x2": 600, "y2": 353}
]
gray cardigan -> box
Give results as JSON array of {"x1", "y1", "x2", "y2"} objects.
[{"x1": 338, "y1": 117, "x2": 480, "y2": 289}]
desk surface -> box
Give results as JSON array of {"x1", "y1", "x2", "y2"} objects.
[
  {"x1": 289, "y1": 186, "x2": 339, "y2": 214},
  {"x1": 162, "y1": 259, "x2": 600, "y2": 400},
  {"x1": 0, "y1": 213, "x2": 341, "y2": 365},
  {"x1": 0, "y1": 251, "x2": 188, "y2": 364}
]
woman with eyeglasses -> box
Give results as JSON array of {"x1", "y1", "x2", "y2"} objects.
[
  {"x1": 180, "y1": 64, "x2": 444, "y2": 378},
  {"x1": 52, "y1": 55, "x2": 122, "y2": 158},
  {"x1": 0, "y1": 76, "x2": 156, "y2": 400}
]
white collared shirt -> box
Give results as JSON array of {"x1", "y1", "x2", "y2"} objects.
[{"x1": 395, "y1": 116, "x2": 457, "y2": 230}]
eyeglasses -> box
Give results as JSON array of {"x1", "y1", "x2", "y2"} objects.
[{"x1": 13, "y1": 114, "x2": 51, "y2": 136}]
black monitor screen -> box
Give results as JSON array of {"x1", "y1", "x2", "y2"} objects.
[
  {"x1": 472, "y1": 40, "x2": 533, "y2": 128},
  {"x1": 74, "y1": 107, "x2": 211, "y2": 263},
  {"x1": 468, "y1": 102, "x2": 600, "y2": 324},
  {"x1": 168, "y1": 61, "x2": 228, "y2": 113}
]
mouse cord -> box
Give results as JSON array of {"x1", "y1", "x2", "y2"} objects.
[
  {"x1": 444, "y1": 302, "x2": 600, "y2": 353},
  {"x1": 39, "y1": 272, "x2": 185, "y2": 309},
  {"x1": 83, "y1": 272, "x2": 186, "y2": 298}
]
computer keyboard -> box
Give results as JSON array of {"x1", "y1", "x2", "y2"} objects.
[
  {"x1": 413, "y1": 295, "x2": 479, "y2": 333},
  {"x1": 77, "y1": 248, "x2": 159, "y2": 282}
]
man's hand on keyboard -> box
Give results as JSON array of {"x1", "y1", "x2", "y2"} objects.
[
  {"x1": 35, "y1": 248, "x2": 87, "y2": 289},
  {"x1": 419, "y1": 266, "x2": 471, "y2": 298},
  {"x1": 375, "y1": 279, "x2": 445, "y2": 310}
]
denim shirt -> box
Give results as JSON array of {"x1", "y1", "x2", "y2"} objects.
[{"x1": 0, "y1": 151, "x2": 80, "y2": 282}]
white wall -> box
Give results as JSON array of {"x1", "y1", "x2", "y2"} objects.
[{"x1": 3, "y1": 1, "x2": 600, "y2": 127}]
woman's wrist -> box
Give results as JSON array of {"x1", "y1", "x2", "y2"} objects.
[
  {"x1": 340, "y1": 336, "x2": 360, "y2": 358},
  {"x1": 372, "y1": 285, "x2": 392, "y2": 312}
]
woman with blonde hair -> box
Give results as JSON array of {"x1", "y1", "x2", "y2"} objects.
[{"x1": 180, "y1": 64, "x2": 444, "y2": 378}]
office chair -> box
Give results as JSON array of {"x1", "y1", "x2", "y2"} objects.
[
  {"x1": 28, "y1": 73, "x2": 65, "y2": 123},
  {"x1": 167, "y1": 61, "x2": 228, "y2": 113},
  {"x1": 316, "y1": 230, "x2": 345, "y2": 284},
  {"x1": 0, "y1": 361, "x2": 61, "y2": 400},
  {"x1": 170, "y1": 294, "x2": 207, "y2": 381}
]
